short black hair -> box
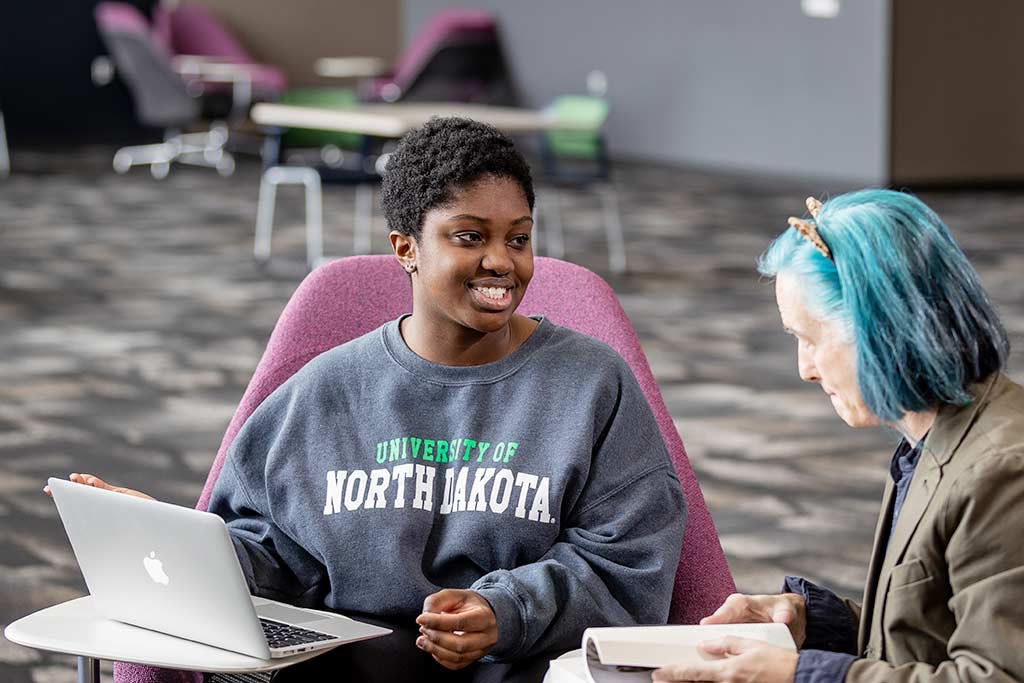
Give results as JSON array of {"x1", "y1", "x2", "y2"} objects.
[{"x1": 381, "y1": 117, "x2": 535, "y2": 239}]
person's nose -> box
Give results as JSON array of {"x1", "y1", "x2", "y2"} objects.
[
  {"x1": 797, "y1": 345, "x2": 820, "y2": 384},
  {"x1": 481, "y1": 240, "x2": 514, "y2": 275}
]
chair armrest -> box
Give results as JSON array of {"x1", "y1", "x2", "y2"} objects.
[{"x1": 172, "y1": 58, "x2": 254, "y2": 119}]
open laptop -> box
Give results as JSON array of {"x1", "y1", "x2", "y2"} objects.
[{"x1": 47, "y1": 477, "x2": 391, "y2": 660}]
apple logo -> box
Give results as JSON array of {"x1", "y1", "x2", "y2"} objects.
[{"x1": 143, "y1": 551, "x2": 170, "y2": 586}]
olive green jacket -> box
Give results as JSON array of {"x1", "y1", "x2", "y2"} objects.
[{"x1": 842, "y1": 373, "x2": 1024, "y2": 682}]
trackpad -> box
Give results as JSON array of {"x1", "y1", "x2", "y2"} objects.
[{"x1": 256, "y1": 603, "x2": 323, "y2": 625}]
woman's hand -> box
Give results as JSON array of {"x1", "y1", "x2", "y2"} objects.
[
  {"x1": 43, "y1": 473, "x2": 155, "y2": 501},
  {"x1": 652, "y1": 636, "x2": 798, "y2": 682},
  {"x1": 701, "y1": 592, "x2": 806, "y2": 648},
  {"x1": 415, "y1": 589, "x2": 498, "y2": 670}
]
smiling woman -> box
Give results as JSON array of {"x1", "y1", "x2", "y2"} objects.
[
  {"x1": 49, "y1": 118, "x2": 687, "y2": 683},
  {"x1": 382, "y1": 117, "x2": 539, "y2": 366}
]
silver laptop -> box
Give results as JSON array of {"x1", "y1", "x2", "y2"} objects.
[{"x1": 48, "y1": 477, "x2": 391, "y2": 660}]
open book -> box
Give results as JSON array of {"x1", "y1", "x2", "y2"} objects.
[{"x1": 576, "y1": 623, "x2": 796, "y2": 683}]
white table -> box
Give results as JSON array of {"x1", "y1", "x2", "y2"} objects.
[
  {"x1": 250, "y1": 101, "x2": 588, "y2": 139},
  {"x1": 4, "y1": 596, "x2": 337, "y2": 683},
  {"x1": 248, "y1": 102, "x2": 590, "y2": 269}
]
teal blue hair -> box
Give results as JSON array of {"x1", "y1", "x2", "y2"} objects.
[{"x1": 758, "y1": 189, "x2": 1009, "y2": 422}]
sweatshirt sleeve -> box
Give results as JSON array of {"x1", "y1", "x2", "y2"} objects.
[
  {"x1": 471, "y1": 367, "x2": 687, "y2": 660},
  {"x1": 206, "y1": 383, "x2": 330, "y2": 607}
]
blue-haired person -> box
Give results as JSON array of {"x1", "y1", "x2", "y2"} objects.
[{"x1": 654, "y1": 190, "x2": 1024, "y2": 683}]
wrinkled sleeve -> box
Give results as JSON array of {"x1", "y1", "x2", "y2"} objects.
[
  {"x1": 472, "y1": 370, "x2": 687, "y2": 660},
  {"x1": 783, "y1": 576, "x2": 859, "y2": 654},
  {"x1": 206, "y1": 387, "x2": 329, "y2": 607}
]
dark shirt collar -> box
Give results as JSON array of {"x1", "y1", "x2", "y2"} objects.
[{"x1": 889, "y1": 435, "x2": 925, "y2": 484}]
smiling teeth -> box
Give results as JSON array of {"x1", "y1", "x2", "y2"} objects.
[{"x1": 477, "y1": 287, "x2": 509, "y2": 300}]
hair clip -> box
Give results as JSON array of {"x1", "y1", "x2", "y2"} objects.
[{"x1": 787, "y1": 196, "x2": 831, "y2": 260}]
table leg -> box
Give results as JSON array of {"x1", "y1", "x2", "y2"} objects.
[{"x1": 77, "y1": 655, "x2": 100, "y2": 683}]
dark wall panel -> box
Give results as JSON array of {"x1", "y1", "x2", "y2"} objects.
[{"x1": 0, "y1": 0, "x2": 157, "y2": 144}]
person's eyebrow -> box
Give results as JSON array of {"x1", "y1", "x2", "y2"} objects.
[
  {"x1": 446, "y1": 213, "x2": 489, "y2": 224},
  {"x1": 446, "y1": 214, "x2": 534, "y2": 225}
]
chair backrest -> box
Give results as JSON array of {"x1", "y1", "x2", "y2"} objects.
[
  {"x1": 116, "y1": 255, "x2": 735, "y2": 683},
  {"x1": 156, "y1": 4, "x2": 287, "y2": 94},
  {"x1": 364, "y1": 9, "x2": 518, "y2": 105},
  {"x1": 94, "y1": 2, "x2": 199, "y2": 128},
  {"x1": 198, "y1": 255, "x2": 734, "y2": 624}
]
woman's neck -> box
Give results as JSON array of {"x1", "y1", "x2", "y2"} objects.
[
  {"x1": 897, "y1": 407, "x2": 938, "y2": 446},
  {"x1": 400, "y1": 314, "x2": 534, "y2": 366}
]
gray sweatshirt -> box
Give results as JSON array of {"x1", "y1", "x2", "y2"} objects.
[{"x1": 208, "y1": 316, "x2": 687, "y2": 660}]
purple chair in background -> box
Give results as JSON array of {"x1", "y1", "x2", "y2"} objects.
[
  {"x1": 361, "y1": 8, "x2": 518, "y2": 105},
  {"x1": 115, "y1": 256, "x2": 735, "y2": 683},
  {"x1": 153, "y1": 4, "x2": 287, "y2": 100},
  {"x1": 95, "y1": 2, "x2": 239, "y2": 178}
]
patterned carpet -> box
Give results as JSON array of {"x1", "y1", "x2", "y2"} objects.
[{"x1": 1, "y1": 148, "x2": 1022, "y2": 682}]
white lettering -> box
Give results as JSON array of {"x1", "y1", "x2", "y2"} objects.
[
  {"x1": 391, "y1": 463, "x2": 414, "y2": 508},
  {"x1": 513, "y1": 472, "x2": 539, "y2": 519},
  {"x1": 438, "y1": 468, "x2": 456, "y2": 514},
  {"x1": 364, "y1": 468, "x2": 390, "y2": 509},
  {"x1": 468, "y1": 468, "x2": 495, "y2": 512},
  {"x1": 344, "y1": 470, "x2": 368, "y2": 511},
  {"x1": 489, "y1": 469, "x2": 514, "y2": 513},
  {"x1": 453, "y1": 467, "x2": 470, "y2": 512},
  {"x1": 412, "y1": 464, "x2": 435, "y2": 511},
  {"x1": 529, "y1": 476, "x2": 554, "y2": 523},
  {"x1": 323, "y1": 470, "x2": 346, "y2": 515}
]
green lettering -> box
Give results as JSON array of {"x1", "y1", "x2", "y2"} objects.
[
  {"x1": 376, "y1": 442, "x2": 386, "y2": 464},
  {"x1": 423, "y1": 439, "x2": 435, "y2": 461},
  {"x1": 492, "y1": 442, "x2": 506, "y2": 462},
  {"x1": 475, "y1": 441, "x2": 491, "y2": 462},
  {"x1": 402, "y1": 437, "x2": 408, "y2": 459},
  {"x1": 411, "y1": 437, "x2": 423, "y2": 459},
  {"x1": 389, "y1": 438, "x2": 401, "y2": 462},
  {"x1": 462, "y1": 438, "x2": 477, "y2": 461},
  {"x1": 504, "y1": 442, "x2": 519, "y2": 462},
  {"x1": 436, "y1": 440, "x2": 450, "y2": 463}
]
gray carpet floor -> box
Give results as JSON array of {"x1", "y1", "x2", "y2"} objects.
[{"x1": 1, "y1": 148, "x2": 1022, "y2": 682}]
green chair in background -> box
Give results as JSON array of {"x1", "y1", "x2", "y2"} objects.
[
  {"x1": 538, "y1": 75, "x2": 625, "y2": 274},
  {"x1": 279, "y1": 87, "x2": 364, "y2": 167}
]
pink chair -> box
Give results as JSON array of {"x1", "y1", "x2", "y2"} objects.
[
  {"x1": 153, "y1": 4, "x2": 288, "y2": 97},
  {"x1": 362, "y1": 8, "x2": 517, "y2": 105},
  {"x1": 115, "y1": 256, "x2": 734, "y2": 683}
]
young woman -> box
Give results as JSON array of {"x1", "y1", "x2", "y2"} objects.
[
  {"x1": 653, "y1": 190, "x2": 1024, "y2": 683},
  {"x1": 49, "y1": 118, "x2": 686, "y2": 683}
]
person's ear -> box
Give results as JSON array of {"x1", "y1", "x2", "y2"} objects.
[{"x1": 390, "y1": 231, "x2": 418, "y2": 274}]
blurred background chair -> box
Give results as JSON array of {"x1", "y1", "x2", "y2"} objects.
[
  {"x1": 94, "y1": 2, "x2": 260, "y2": 178},
  {"x1": 360, "y1": 8, "x2": 518, "y2": 106},
  {"x1": 153, "y1": 2, "x2": 287, "y2": 112},
  {"x1": 113, "y1": 254, "x2": 734, "y2": 683},
  {"x1": 537, "y1": 71, "x2": 625, "y2": 273}
]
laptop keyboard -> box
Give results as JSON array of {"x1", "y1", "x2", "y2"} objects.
[{"x1": 259, "y1": 617, "x2": 337, "y2": 649}]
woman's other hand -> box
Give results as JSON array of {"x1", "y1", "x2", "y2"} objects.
[
  {"x1": 43, "y1": 473, "x2": 155, "y2": 501},
  {"x1": 652, "y1": 636, "x2": 798, "y2": 682},
  {"x1": 415, "y1": 588, "x2": 498, "y2": 670},
  {"x1": 700, "y1": 592, "x2": 806, "y2": 648}
]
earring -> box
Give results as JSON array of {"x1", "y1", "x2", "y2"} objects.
[{"x1": 404, "y1": 263, "x2": 417, "y2": 273}]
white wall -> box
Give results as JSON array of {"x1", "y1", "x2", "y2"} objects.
[{"x1": 404, "y1": 0, "x2": 890, "y2": 183}]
